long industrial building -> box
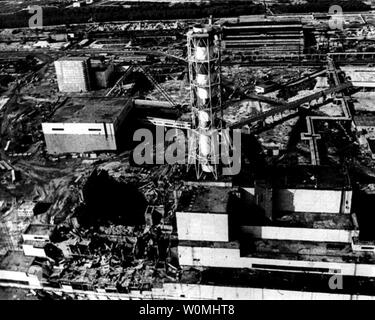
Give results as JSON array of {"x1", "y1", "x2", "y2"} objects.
[
  {"x1": 42, "y1": 96, "x2": 133, "y2": 154},
  {"x1": 341, "y1": 66, "x2": 375, "y2": 90},
  {"x1": 222, "y1": 19, "x2": 305, "y2": 54},
  {"x1": 175, "y1": 166, "x2": 375, "y2": 279}
]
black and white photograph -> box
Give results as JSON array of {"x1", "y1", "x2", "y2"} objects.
[{"x1": 0, "y1": 0, "x2": 375, "y2": 308}]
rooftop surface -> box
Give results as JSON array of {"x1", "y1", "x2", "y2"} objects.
[
  {"x1": 50, "y1": 96, "x2": 133, "y2": 123},
  {"x1": 0, "y1": 251, "x2": 34, "y2": 273},
  {"x1": 264, "y1": 165, "x2": 351, "y2": 190},
  {"x1": 56, "y1": 57, "x2": 91, "y2": 62},
  {"x1": 270, "y1": 211, "x2": 356, "y2": 230},
  {"x1": 341, "y1": 67, "x2": 375, "y2": 85},
  {"x1": 354, "y1": 113, "x2": 375, "y2": 127},
  {"x1": 177, "y1": 187, "x2": 231, "y2": 214},
  {"x1": 24, "y1": 224, "x2": 55, "y2": 236}
]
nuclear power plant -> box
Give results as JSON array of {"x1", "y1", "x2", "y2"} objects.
[{"x1": 3, "y1": 6, "x2": 375, "y2": 303}]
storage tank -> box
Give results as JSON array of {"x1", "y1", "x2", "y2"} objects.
[
  {"x1": 195, "y1": 41, "x2": 214, "y2": 61},
  {"x1": 193, "y1": 25, "x2": 214, "y2": 61},
  {"x1": 198, "y1": 110, "x2": 210, "y2": 128},
  {"x1": 196, "y1": 63, "x2": 217, "y2": 86},
  {"x1": 197, "y1": 87, "x2": 209, "y2": 102}
]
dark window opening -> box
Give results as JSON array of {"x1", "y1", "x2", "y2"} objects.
[
  {"x1": 34, "y1": 236, "x2": 46, "y2": 240},
  {"x1": 1, "y1": 279, "x2": 29, "y2": 285},
  {"x1": 252, "y1": 264, "x2": 331, "y2": 273},
  {"x1": 327, "y1": 243, "x2": 346, "y2": 250}
]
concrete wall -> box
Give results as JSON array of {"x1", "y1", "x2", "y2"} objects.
[
  {"x1": 178, "y1": 246, "x2": 238, "y2": 268},
  {"x1": 341, "y1": 190, "x2": 352, "y2": 214},
  {"x1": 178, "y1": 246, "x2": 375, "y2": 277},
  {"x1": 3, "y1": 281, "x2": 375, "y2": 300},
  {"x1": 176, "y1": 212, "x2": 229, "y2": 242},
  {"x1": 2, "y1": 279, "x2": 375, "y2": 300},
  {"x1": 22, "y1": 234, "x2": 50, "y2": 242},
  {"x1": 22, "y1": 245, "x2": 47, "y2": 258},
  {"x1": 241, "y1": 226, "x2": 359, "y2": 243},
  {"x1": 0, "y1": 270, "x2": 40, "y2": 287},
  {"x1": 161, "y1": 283, "x2": 373, "y2": 300},
  {"x1": 42, "y1": 123, "x2": 117, "y2": 154},
  {"x1": 255, "y1": 183, "x2": 273, "y2": 220},
  {"x1": 241, "y1": 188, "x2": 352, "y2": 215},
  {"x1": 42, "y1": 123, "x2": 115, "y2": 136},
  {"x1": 274, "y1": 189, "x2": 344, "y2": 213}
]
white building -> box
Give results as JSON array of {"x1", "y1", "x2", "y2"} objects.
[
  {"x1": 54, "y1": 57, "x2": 91, "y2": 93},
  {"x1": 175, "y1": 166, "x2": 375, "y2": 278},
  {"x1": 342, "y1": 66, "x2": 375, "y2": 90},
  {"x1": 0, "y1": 251, "x2": 43, "y2": 287}
]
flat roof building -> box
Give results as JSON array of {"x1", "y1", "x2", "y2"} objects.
[
  {"x1": 222, "y1": 19, "x2": 304, "y2": 54},
  {"x1": 176, "y1": 187, "x2": 232, "y2": 242},
  {"x1": 54, "y1": 57, "x2": 91, "y2": 93},
  {"x1": 0, "y1": 251, "x2": 43, "y2": 287},
  {"x1": 175, "y1": 166, "x2": 370, "y2": 279},
  {"x1": 342, "y1": 67, "x2": 375, "y2": 89},
  {"x1": 42, "y1": 96, "x2": 133, "y2": 154},
  {"x1": 22, "y1": 224, "x2": 55, "y2": 243}
]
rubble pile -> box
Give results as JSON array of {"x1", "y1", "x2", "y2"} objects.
[
  {"x1": 91, "y1": 21, "x2": 186, "y2": 33},
  {"x1": 96, "y1": 159, "x2": 185, "y2": 207},
  {"x1": 51, "y1": 218, "x2": 175, "y2": 292},
  {"x1": 27, "y1": 155, "x2": 187, "y2": 291},
  {"x1": 223, "y1": 100, "x2": 272, "y2": 125}
]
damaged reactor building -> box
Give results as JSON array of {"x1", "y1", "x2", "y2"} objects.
[{"x1": 3, "y1": 4, "x2": 375, "y2": 301}]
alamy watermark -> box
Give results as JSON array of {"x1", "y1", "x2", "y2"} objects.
[
  {"x1": 328, "y1": 5, "x2": 344, "y2": 31},
  {"x1": 132, "y1": 127, "x2": 242, "y2": 176},
  {"x1": 28, "y1": 5, "x2": 43, "y2": 28},
  {"x1": 328, "y1": 265, "x2": 343, "y2": 291}
]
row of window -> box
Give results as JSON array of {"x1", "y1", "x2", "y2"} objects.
[{"x1": 51, "y1": 128, "x2": 102, "y2": 132}]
